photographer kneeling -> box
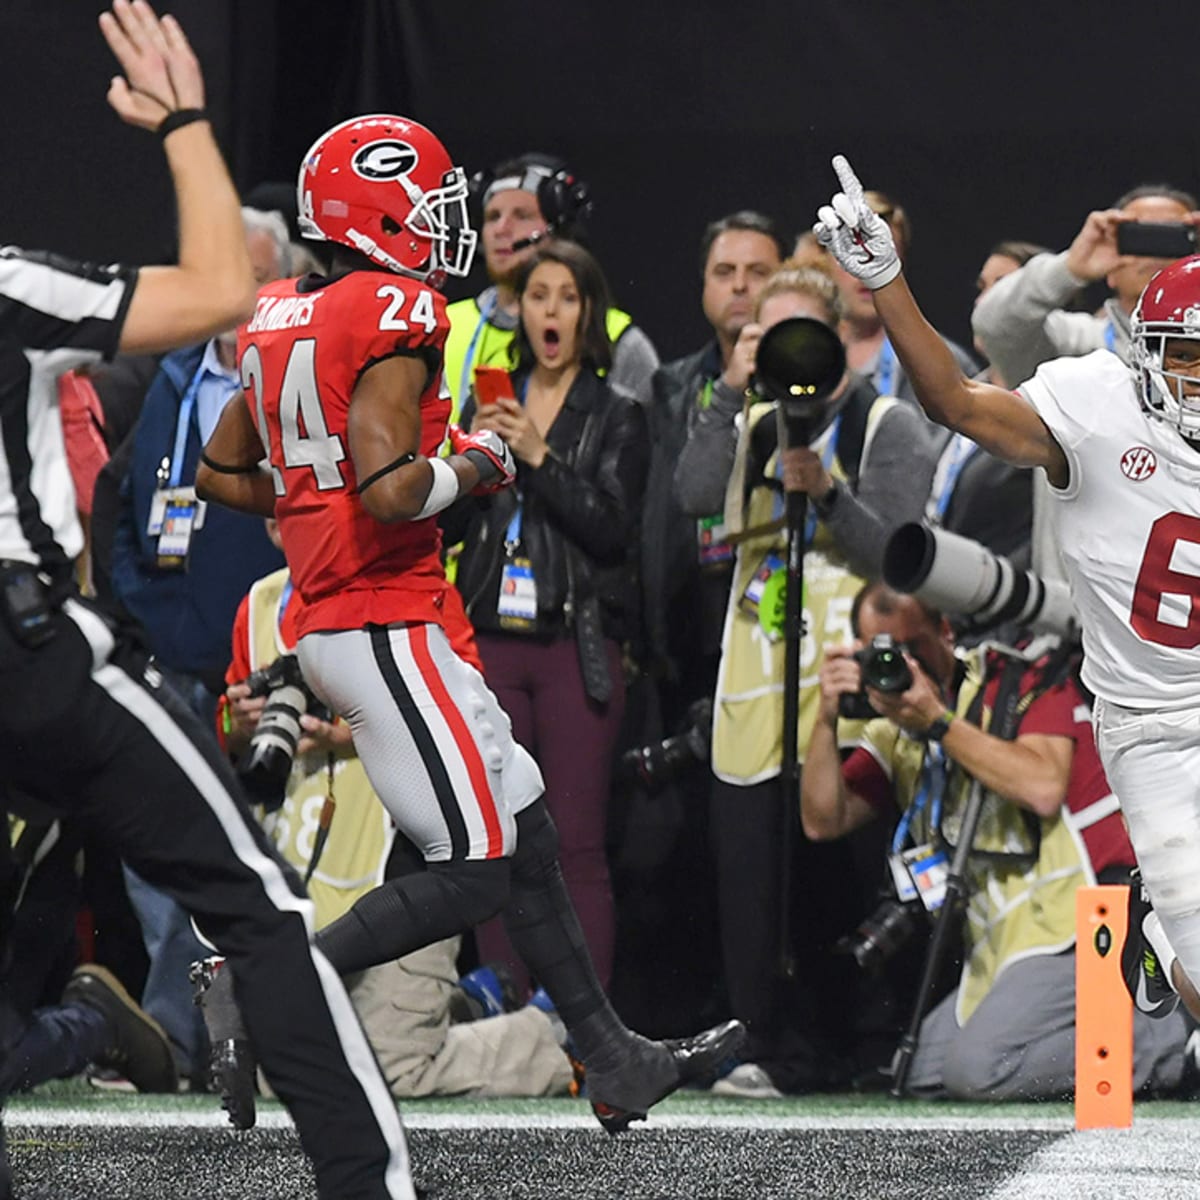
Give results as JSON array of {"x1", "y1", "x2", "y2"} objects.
[{"x1": 801, "y1": 580, "x2": 1190, "y2": 1100}]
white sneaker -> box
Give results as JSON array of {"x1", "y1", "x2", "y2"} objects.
[{"x1": 710, "y1": 1062, "x2": 784, "y2": 1099}]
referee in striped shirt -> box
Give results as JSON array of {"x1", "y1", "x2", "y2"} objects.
[{"x1": 0, "y1": 4, "x2": 417, "y2": 1199}]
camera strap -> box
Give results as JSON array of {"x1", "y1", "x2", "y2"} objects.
[{"x1": 937, "y1": 646, "x2": 1072, "y2": 865}]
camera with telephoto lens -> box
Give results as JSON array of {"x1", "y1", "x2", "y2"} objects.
[
  {"x1": 238, "y1": 654, "x2": 327, "y2": 811},
  {"x1": 836, "y1": 894, "x2": 927, "y2": 973},
  {"x1": 753, "y1": 316, "x2": 847, "y2": 443},
  {"x1": 620, "y1": 697, "x2": 714, "y2": 793},
  {"x1": 882, "y1": 523, "x2": 1076, "y2": 638},
  {"x1": 838, "y1": 634, "x2": 914, "y2": 720}
]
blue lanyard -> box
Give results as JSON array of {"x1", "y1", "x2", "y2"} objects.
[
  {"x1": 928, "y1": 432, "x2": 978, "y2": 524},
  {"x1": 892, "y1": 742, "x2": 948, "y2": 853},
  {"x1": 501, "y1": 375, "x2": 531, "y2": 548},
  {"x1": 276, "y1": 576, "x2": 297, "y2": 653},
  {"x1": 505, "y1": 505, "x2": 523, "y2": 549},
  {"x1": 278, "y1": 578, "x2": 294, "y2": 632},
  {"x1": 771, "y1": 413, "x2": 842, "y2": 547},
  {"x1": 459, "y1": 293, "x2": 499, "y2": 408},
  {"x1": 875, "y1": 337, "x2": 899, "y2": 397},
  {"x1": 1103, "y1": 320, "x2": 1117, "y2": 352},
  {"x1": 167, "y1": 365, "x2": 207, "y2": 488}
]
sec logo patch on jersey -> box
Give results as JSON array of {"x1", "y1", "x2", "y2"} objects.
[{"x1": 1120, "y1": 445, "x2": 1157, "y2": 481}]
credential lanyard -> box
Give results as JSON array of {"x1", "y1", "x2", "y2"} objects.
[
  {"x1": 927, "y1": 432, "x2": 978, "y2": 524},
  {"x1": 1103, "y1": 320, "x2": 1117, "y2": 353},
  {"x1": 875, "y1": 337, "x2": 899, "y2": 398},
  {"x1": 167, "y1": 365, "x2": 207, "y2": 488},
  {"x1": 891, "y1": 742, "x2": 948, "y2": 854},
  {"x1": 501, "y1": 375, "x2": 531, "y2": 550},
  {"x1": 459, "y1": 293, "x2": 499, "y2": 408}
]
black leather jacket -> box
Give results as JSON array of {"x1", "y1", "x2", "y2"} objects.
[{"x1": 445, "y1": 368, "x2": 648, "y2": 701}]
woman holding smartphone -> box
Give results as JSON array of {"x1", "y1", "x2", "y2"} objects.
[{"x1": 444, "y1": 241, "x2": 649, "y2": 992}]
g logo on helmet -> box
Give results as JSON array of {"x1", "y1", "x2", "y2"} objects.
[{"x1": 352, "y1": 140, "x2": 419, "y2": 181}]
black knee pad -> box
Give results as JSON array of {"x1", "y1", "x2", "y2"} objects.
[
  {"x1": 316, "y1": 855, "x2": 511, "y2": 974},
  {"x1": 511, "y1": 798, "x2": 560, "y2": 885},
  {"x1": 427, "y1": 856, "x2": 511, "y2": 930}
]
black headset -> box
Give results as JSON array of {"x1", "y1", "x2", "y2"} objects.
[{"x1": 469, "y1": 153, "x2": 593, "y2": 237}]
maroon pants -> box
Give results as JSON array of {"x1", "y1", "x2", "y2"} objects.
[{"x1": 473, "y1": 633, "x2": 624, "y2": 992}]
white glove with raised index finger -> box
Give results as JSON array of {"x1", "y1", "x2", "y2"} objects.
[{"x1": 812, "y1": 155, "x2": 901, "y2": 291}]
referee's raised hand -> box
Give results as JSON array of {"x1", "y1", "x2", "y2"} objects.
[{"x1": 99, "y1": 0, "x2": 204, "y2": 131}]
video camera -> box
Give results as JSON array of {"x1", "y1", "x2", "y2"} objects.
[
  {"x1": 882, "y1": 523, "x2": 1076, "y2": 638},
  {"x1": 838, "y1": 633, "x2": 914, "y2": 720},
  {"x1": 237, "y1": 654, "x2": 328, "y2": 811}
]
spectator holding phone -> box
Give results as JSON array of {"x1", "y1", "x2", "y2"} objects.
[
  {"x1": 444, "y1": 241, "x2": 648, "y2": 993},
  {"x1": 971, "y1": 186, "x2": 1200, "y2": 591},
  {"x1": 443, "y1": 153, "x2": 659, "y2": 416},
  {"x1": 972, "y1": 184, "x2": 1200, "y2": 389}
]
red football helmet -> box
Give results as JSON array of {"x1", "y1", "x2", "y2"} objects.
[
  {"x1": 296, "y1": 114, "x2": 477, "y2": 286},
  {"x1": 1131, "y1": 254, "x2": 1200, "y2": 439}
]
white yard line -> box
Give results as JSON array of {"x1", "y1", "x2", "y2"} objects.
[
  {"x1": 987, "y1": 1126, "x2": 1200, "y2": 1200},
  {"x1": 5, "y1": 1106, "x2": 1075, "y2": 1132}
]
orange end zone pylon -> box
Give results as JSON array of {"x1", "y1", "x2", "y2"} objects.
[{"x1": 1075, "y1": 884, "x2": 1133, "y2": 1129}]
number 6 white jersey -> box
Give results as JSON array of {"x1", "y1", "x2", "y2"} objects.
[{"x1": 1022, "y1": 349, "x2": 1200, "y2": 709}]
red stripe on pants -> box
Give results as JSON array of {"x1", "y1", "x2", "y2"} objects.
[{"x1": 409, "y1": 623, "x2": 504, "y2": 858}]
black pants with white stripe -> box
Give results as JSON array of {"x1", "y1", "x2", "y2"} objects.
[{"x1": 0, "y1": 597, "x2": 413, "y2": 1200}]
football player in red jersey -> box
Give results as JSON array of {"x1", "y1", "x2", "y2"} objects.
[
  {"x1": 814, "y1": 155, "x2": 1200, "y2": 1028},
  {"x1": 198, "y1": 114, "x2": 744, "y2": 1138}
]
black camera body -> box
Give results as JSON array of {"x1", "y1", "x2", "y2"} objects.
[
  {"x1": 836, "y1": 895, "x2": 927, "y2": 973},
  {"x1": 620, "y1": 697, "x2": 713, "y2": 793},
  {"x1": 238, "y1": 654, "x2": 327, "y2": 810},
  {"x1": 838, "y1": 634, "x2": 913, "y2": 720}
]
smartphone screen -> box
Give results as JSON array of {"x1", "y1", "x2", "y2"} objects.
[{"x1": 474, "y1": 366, "x2": 517, "y2": 407}]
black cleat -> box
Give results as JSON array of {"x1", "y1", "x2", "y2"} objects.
[
  {"x1": 1122, "y1": 870, "x2": 1180, "y2": 1020},
  {"x1": 191, "y1": 957, "x2": 257, "y2": 1130},
  {"x1": 62, "y1": 964, "x2": 178, "y2": 1094},
  {"x1": 587, "y1": 1019, "x2": 748, "y2": 1135}
]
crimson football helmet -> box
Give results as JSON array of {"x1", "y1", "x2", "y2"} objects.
[
  {"x1": 296, "y1": 114, "x2": 477, "y2": 285},
  {"x1": 1131, "y1": 254, "x2": 1200, "y2": 439}
]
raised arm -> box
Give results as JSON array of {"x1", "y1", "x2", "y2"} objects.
[
  {"x1": 801, "y1": 646, "x2": 880, "y2": 841},
  {"x1": 814, "y1": 156, "x2": 1070, "y2": 489},
  {"x1": 99, "y1": 0, "x2": 256, "y2": 353}
]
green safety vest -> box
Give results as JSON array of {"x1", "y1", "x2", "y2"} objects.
[{"x1": 443, "y1": 296, "x2": 633, "y2": 424}]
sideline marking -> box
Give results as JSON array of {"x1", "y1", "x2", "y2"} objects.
[{"x1": 5, "y1": 1106, "x2": 1074, "y2": 1132}]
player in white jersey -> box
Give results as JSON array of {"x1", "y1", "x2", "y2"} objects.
[{"x1": 813, "y1": 155, "x2": 1200, "y2": 1022}]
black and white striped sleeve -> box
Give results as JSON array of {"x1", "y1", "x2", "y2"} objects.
[{"x1": 0, "y1": 246, "x2": 138, "y2": 361}]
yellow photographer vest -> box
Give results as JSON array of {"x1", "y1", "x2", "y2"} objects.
[
  {"x1": 711, "y1": 398, "x2": 894, "y2": 783},
  {"x1": 245, "y1": 568, "x2": 393, "y2": 931},
  {"x1": 860, "y1": 649, "x2": 1089, "y2": 1024}
]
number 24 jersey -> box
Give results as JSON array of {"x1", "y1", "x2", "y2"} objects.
[
  {"x1": 238, "y1": 270, "x2": 452, "y2": 638},
  {"x1": 1022, "y1": 349, "x2": 1200, "y2": 709}
]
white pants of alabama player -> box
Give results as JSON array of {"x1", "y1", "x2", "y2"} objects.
[
  {"x1": 298, "y1": 621, "x2": 543, "y2": 862},
  {"x1": 1093, "y1": 696, "x2": 1200, "y2": 989}
]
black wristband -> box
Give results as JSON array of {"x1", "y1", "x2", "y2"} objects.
[
  {"x1": 923, "y1": 711, "x2": 955, "y2": 742},
  {"x1": 814, "y1": 480, "x2": 840, "y2": 517},
  {"x1": 158, "y1": 108, "x2": 208, "y2": 140}
]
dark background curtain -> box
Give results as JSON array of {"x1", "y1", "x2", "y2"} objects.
[{"x1": 5, "y1": 1, "x2": 1200, "y2": 359}]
